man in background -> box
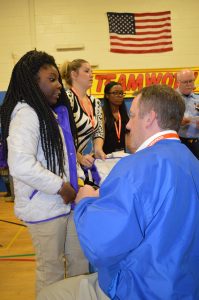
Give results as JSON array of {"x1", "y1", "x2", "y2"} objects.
[
  {"x1": 177, "y1": 69, "x2": 199, "y2": 159},
  {"x1": 38, "y1": 85, "x2": 199, "y2": 300}
]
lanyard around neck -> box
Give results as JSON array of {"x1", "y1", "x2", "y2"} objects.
[
  {"x1": 147, "y1": 132, "x2": 180, "y2": 147},
  {"x1": 72, "y1": 88, "x2": 95, "y2": 128},
  {"x1": 114, "y1": 111, "x2": 121, "y2": 142}
]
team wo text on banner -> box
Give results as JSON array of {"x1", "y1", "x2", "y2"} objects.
[{"x1": 89, "y1": 67, "x2": 199, "y2": 99}]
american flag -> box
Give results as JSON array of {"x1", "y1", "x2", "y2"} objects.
[{"x1": 107, "y1": 11, "x2": 173, "y2": 54}]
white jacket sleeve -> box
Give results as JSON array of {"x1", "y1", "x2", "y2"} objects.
[{"x1": 7, "y1": 105, "x2": 63, "y2": 194}]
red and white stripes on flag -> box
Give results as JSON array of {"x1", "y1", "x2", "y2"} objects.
[{"x1": 107, "y1": 11, "x2": 173, "y2": 54}]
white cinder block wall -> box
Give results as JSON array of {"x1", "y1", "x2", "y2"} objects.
[{"x1": 1, "y1": 0, "x2": 199, "y2": 91}]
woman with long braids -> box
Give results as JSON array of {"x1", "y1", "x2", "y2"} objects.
[
  {"x1": 103, "y1": 81, "x2": 129, "y2": 154},
  {"x1": 0, "y1": 50, "x2": 86, "y2": 295}
]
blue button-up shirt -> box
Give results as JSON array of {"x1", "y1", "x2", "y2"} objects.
[{"x1": 177, "y1": 90, "x2": 199, "y2": 138}]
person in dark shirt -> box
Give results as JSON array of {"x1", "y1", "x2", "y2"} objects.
[{"x1": 102, "y1": 81, "x2": 129, "y2": 154}]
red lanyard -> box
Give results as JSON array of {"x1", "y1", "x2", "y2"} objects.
[
  {"x1": 114, "y1": 111, "x2": 121, "y2": 142},
  {"x1": 148, "y1": 133, "x2": 180, "y2": 147},
  {"x1": 72, "y1": 88, "x2": 95, "y2": 128}
]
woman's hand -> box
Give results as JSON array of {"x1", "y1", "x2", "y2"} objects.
[
  {"x1": 78, "y1": 153, "x2": 94, "y2": 168},
  {"x1": 93, "y1": 137, "x2": 106, "y2": 160},
  {"x1": 58, "y1": 182, "x2": 76, "y2": 204},
  {"x1": 94, "y1": 148, "x2": 106, "y2": 160}
]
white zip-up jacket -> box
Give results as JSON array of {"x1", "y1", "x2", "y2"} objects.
[{"x1": 7, "y1": 102, "x2": 74, "y2": 223}]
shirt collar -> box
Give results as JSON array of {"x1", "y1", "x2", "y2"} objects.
[
  {"x1": 177, "y1": 89, "x2": 197, "y2": 99},
  {"x1": 136, "y1": 130, "x2": 178, "y2": 152}
]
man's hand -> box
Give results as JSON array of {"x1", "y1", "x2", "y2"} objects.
[
  {"x1": 58, "y1": 182, "x2": 76, "y2": 204},
  {"x1": 75, "y1": 184, "x2": 99, "y2": 204}
]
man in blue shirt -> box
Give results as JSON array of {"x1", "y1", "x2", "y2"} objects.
[
  {"x1": 177, "y1": 69, "x2": 199, "y2": 159},
  {"x1": 38, "y1": 85, "x2": 199, "y2": 300}
]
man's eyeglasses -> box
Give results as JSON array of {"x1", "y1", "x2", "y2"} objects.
[
  {"x1": 108, "y1": 92, "x2": 126, "y2": 96},
  {"x1": 180, "y1": 79, "x2": 195, "y2": 85}
]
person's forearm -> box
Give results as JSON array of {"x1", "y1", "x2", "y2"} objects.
[
  {"x1": 93, "y1": 138, "x2": 106, "y2": 159},
  {"x1": 93, "y1": 137, "x2": 104, "y2": 153},
  {"x1": 76, "y1": 151, "x2": 83, "y2": 164}
]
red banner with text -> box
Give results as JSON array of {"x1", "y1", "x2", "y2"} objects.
[{"x1": 89, "y1": 67, "x2": 199, "y2": 99}]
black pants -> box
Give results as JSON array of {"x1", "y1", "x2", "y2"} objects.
[{"x1": 180, "y1": 137, "x2": 199, "y2": 160}]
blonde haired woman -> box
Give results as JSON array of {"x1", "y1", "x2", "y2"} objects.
[{"x1": 60, "y1": 59, "x2": 106, "y2": 168}]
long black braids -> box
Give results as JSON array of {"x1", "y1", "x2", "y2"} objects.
[{"x1": 0, "y1": 50, "x2": 76, "y2": 177}]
